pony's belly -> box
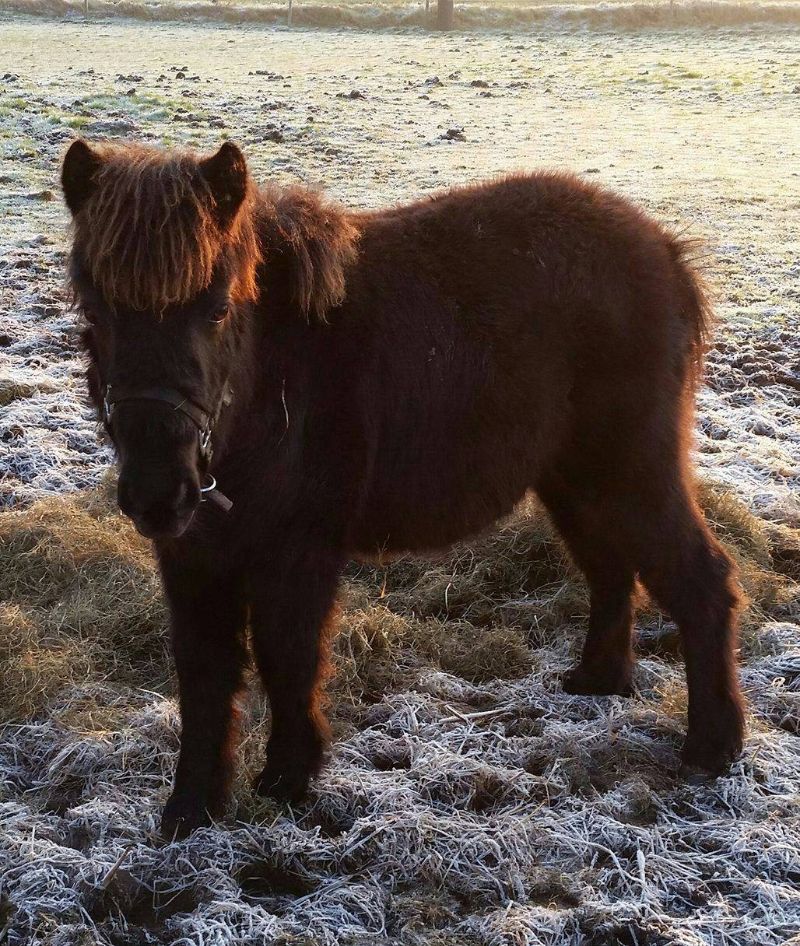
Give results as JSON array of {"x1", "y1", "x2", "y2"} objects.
[
  {"x1": 349, "y1": 477, "x2": 530, "y2": 561},
  {"x1": 348, "y1": 373, "x2": 565, "y2": 560}
]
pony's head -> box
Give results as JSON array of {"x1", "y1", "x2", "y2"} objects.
[{"x1": 62, "y1": 139, "x2": 259, "y2": 540}]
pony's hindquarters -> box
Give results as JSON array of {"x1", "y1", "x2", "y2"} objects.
[{"x1": 534, "y1": 245, "x2": 744, "y2": 775}]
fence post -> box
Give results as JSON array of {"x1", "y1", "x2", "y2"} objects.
[
  {"x1": 436, "y1": 0, "x2": 454, "y2": 29},
  {"x1": 287, "y1": 0, "x2": 293, "y2": 25}
]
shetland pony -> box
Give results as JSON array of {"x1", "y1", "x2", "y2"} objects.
[{"x1": 61, "y1": 139, "x2": 744, "y2": 836}]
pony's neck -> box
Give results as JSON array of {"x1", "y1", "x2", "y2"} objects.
[{"x1": 213, "y1": 297, "x2": 260, "y2": 468}]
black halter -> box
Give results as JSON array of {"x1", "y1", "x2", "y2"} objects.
[{"x1": 102, "y1": 382, "x2": 233, "y2": 513}]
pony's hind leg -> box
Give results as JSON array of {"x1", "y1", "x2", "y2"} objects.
[
  {"x1": 538, "y1": 478, "x2": 636, "y2": 696},
  {"x1": 541, "y1": 469, "x2": 744, "y2": 776},
  {"x1": 634, "y1": 490, "x2": 745, "y2": 776}
]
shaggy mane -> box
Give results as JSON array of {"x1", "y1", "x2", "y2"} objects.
[
  {"x1": 259, "y1": 184, "x2": 360, "y2": 322},
  {"x1": 70, "y1": 143, "x2": 259, "y2": 312}
]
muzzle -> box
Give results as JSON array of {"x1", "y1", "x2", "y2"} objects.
[{"x1": 103, "y1": 382, "x2": 234, "y2": 514}]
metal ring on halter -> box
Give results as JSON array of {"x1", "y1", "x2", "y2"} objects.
[{"x1": 200, "y1": 474, "x2": 217, "y2": 500}]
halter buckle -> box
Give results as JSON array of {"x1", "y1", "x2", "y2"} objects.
[
  {"x1": 199, "y1": 425, "x2": 213, "y2": 461},
  {"x1": 103, "y1": 386, "x2": 114, "y2": 425}
]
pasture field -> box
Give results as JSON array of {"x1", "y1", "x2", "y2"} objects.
[{"x1": 1, "y1": 11, "x2": 799, "y2": 946}]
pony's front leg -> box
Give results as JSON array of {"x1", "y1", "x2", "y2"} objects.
[
  {"x1": 159, "y1": 555, "x2": 248, "y2": 838},
  {"x1": 248, "y1": 540, "x2": 343, "y2": 803}
]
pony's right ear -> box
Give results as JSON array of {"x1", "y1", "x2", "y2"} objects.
[
  {"x1": 62, "y1": 139, "x2": 103, "y2": 216},
  {"x1": 198, "y1": 141, "x2": 249, "y2": 229}
]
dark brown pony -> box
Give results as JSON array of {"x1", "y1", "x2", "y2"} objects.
[{"x1": 61, "y1": 139, "x2": 744, "y2": 837}]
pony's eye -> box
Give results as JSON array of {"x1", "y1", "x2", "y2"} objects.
[
  {"x1": 209, "y1": 307, "x2": 229, "y2": 324},
  {"x1": 82, "y1": 306, "x2": 98, "y2": 325}
]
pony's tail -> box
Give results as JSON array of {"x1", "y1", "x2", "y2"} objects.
[{"x1": 667, "y1": 234, "x2": 714, "y2": 383}]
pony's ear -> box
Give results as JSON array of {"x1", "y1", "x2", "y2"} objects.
[
  {"x1": 198, "y1": 141, "x2": 249, "y2": 229},
  {"x1": 62, "y1": 139, "x2": 103, "y2": 216}
]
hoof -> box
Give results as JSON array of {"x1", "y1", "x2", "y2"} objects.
[
  {"x1": 680, "y1": 738, "x2": 742, "y2": 780},
  {"x1": 253, "y1": 761, "x2": 312, "y2": 803},
  {"x1": 160, "y1": 794, "x2": 215, "y2": 840},
  {"x1": 562, "y1": 663, "x2": 633, "y2": 697},
  {"x1": 681, "y1": 701, "x2": 744, "y2": 779},
  {"x1": 678, "y1": 761, "x2": 722, "y2": 784},
  {"x1": 253, "y1": 731, "x2": 325, "y2": 803}
]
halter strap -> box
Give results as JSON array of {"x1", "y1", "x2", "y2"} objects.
[
  {"x1": 104, "y1": 386, "x2": 211, "y2": 433},
  {"x1": 102, "y1": 381, "x2": 234, "y2": 513}
]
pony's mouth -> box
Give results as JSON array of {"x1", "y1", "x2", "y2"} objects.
[{"x1": 130, "y1": 507, "x2": 197, "y2": 541}]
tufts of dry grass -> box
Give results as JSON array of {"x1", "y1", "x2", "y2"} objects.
[
  {"x1": 0, "y1": 379, "x2": 36, "y2": 408},
  {"x1": 0, "y1": 476, "x2": 168, "y2": 722},
  {"x1": 0, "y1": 377, "x2": 59, "y2": 407},
  {"x1": 351, "y1": 501, "x2": 582, "y2": 633},
  {"x1": 335, "y1": 606, "x2": 534, "y2": 705},
  {"x1": 327, "y1": 502, "x2": 584, "y2": 727},
  {"x1": 698, "y1": 481, "x2": 800, "y2": 639}
]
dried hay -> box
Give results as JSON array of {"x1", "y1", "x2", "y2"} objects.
[{"x1": 0, "y1": 477, "x2": 168, "y2": 722}]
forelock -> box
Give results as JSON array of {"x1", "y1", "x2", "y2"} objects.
[{"x1": 70, "y1": 144, "x2": 254, "y2": 312}]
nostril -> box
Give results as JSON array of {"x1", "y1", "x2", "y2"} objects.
[{"x1": 174, "y1": 478, "x2": 200, "y2": 512}]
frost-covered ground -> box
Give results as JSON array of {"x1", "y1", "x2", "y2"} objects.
[
  {"x1": 0, "y1": 13, "x2": 799, "y2": 946},
  {"x1": 1, "y1": 15, "x2": 799, "y2": 518}
]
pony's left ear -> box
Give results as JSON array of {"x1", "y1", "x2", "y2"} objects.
[
  {"x1": 62, "y1": 139, "x2": 103, "y2": 216},
  {"x1": 199, "y1": 141, "x2": 249, "y2": 229}
]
